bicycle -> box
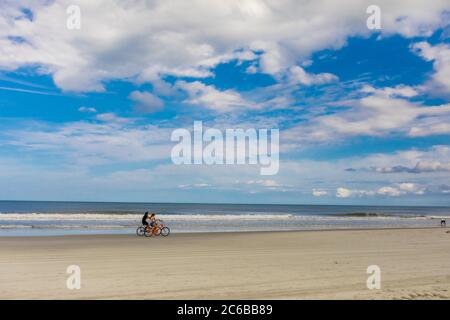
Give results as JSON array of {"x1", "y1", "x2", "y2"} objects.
[
  {"x1": 144, "y1": 219, "x2": 170, "y2": 237},
  {"x1": 136, "y1": 225, "x2": 146, "y2": 236}
]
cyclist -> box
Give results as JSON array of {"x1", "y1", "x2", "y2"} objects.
[
  {"x1": 149, "y1": 213, "x2": 157, "y2": 230},
  {"x1": 141, "y1": 211, "x2": 150, "y2": 231}
]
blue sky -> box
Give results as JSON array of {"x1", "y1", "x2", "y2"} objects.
[{"x1": 0, "y1": 0, "x2": 449, "y2": 205}]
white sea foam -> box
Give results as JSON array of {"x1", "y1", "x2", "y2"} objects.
[
  {"x1": 0, "y1": 224, "x2": 32, "y2": 229},
  {"x1": 0, "y1": 224, "x2": 128, "y2": 229},
  {"x1": 0, "y1": 212, "x2": 434, "y2": 222},
  {"x1": 426, "y1": 216, "x2": 450, "y2": 220},
  {"x1": 0, "y1": 212, "x2": 441, "y2": 235},
  {"x1": 0, "y1": 213, "x2": 295, "y2": 221}
]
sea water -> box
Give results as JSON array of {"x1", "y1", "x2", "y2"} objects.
[{"x1": 0, "y1": 201, "x2": 448, "y2": 236}]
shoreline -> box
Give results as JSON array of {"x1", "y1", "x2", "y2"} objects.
[{"x1": 0, "y1": 225, "x2": 443, "y2": 238}]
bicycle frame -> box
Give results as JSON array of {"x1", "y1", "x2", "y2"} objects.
[{"x1": 146, "y1": 221, "x2": 166, "y2": 236}]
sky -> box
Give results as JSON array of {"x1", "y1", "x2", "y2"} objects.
[{"x1": 0, "y1": 0, "x2": 449, "y2": 205}]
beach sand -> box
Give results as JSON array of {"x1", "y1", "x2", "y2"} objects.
[{"x1": 1, "y1": 228, "x2": 449, "y2": 299}]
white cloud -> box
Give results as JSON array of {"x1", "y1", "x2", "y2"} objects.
[
  {"x1": 178, "y1": 183, "x2": 211, "y2": 189},
  {"x1": 1, "y1": 124, "x2": 448, "y2": 202},
  {"x1": 247, "y1": 179, "x2": 279, "y2": 187},
  {"x1": 288, "y1": 66, "x2": 338, "y2": 86},
  {"x1": 336, "y1": 187, "x2": 374, "y2": 198},
  {"x1": 96, "y1": 113, "x2": 131, "y2": 124},
  {"x1": 439, "y1": 184, "x2": 450, "y2": 194},
  {"x1": 177, "y1": 80, "x2": 257, "y2": 112},
  {"x1": 376, "y1": 183, "x2": 425, "y2": 196},
  {"x1": 357, "y1": 145, "x2": 450, "y2": 168},
  {"x1": 326, "y1": 97, "x2": 450, "y2": 137},
  {"x1": 408, "y1": 116, "x2": 450, "y2": 137},
  {"x1": 312, "y1": 189, "x2": 328, "y2": 197},
  {"x1": 1, "y1": 0, "x2": 448, "y2": 92},
  {"x1": 366, "y1": 160, "x2": 450, "y2": 174},
  {"x1": 347, "y1": 145, "x2": 450, "y2": 174},
  {"x1": 284, "y1": 89, "x2": 450, "y2": 144},
  {"x1": 376, "y1": 186, "x2": 402, "y2": 197},
  {"x1": 411, "y1": 41, "x2": 450, "y2": 94},
  {"x1": 336, "y1": 187, "x2": 353, "y2": 198},
  {"x1": 129, "y1": 90, "x2": 164, "y2": 113},
  {"x1": 398, "y1": 182, "x2": 424, "y2": 194},
  {"x1": 78, "y1": 106, "x2": 97, "y2": 113},
  {"x1": 243, "y1": 179, "x2": 293, "y2": 192},
  {"x1": 245, "y1": 64, "x2": 258, "y2": 74},
  {"x1": 336, "y1": 182, "x2": 427, "y2": 198},
  {"x1": 336, "y1": 183, "x2": 426, "y2": 198},
  {"x1": 360, "y1": 84, "x2": 419, "y2": 98},
  {"x1": 413, "y1": 161, "x2": 450, "y2": 172},
  {"x1": 3, "y1": 119, "x2": 173, "y2": 166}
]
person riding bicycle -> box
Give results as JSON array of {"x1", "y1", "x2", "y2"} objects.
[
  {"x1": 138, "y1": 212, "x2": 169, "y2": 237},
  {"x1": 142, "y1": 212, "x2": 150, "y2": 230},
  {"x1": 142, "y1": 212, "x2": 157, "y2": 231},
  {"x1": 149, "y1": 213, "x2": 156, "y2": 227}
]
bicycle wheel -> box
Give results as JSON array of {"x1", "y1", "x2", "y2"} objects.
[
  {"x1": 136, "y1": 226, "x2": 145, "y2": 236},
  {"x1": 144, "y1": 227, "x2": 153, "y2": 237},
  {"x1": 161, "y1": 227, "x2": 170, "y2": 237}
]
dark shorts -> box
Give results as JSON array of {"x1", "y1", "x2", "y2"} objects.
[{"x1": 142, "y1": 221, "x2": 149, "y2": 226}]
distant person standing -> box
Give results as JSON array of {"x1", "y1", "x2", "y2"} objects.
[{"x1": 441, "y1": 219, "x2": 446, "y2": 227}]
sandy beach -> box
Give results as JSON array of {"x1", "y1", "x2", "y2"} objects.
[{"x1": 1, "y1": 228, "x2": 450, "y2": 299}]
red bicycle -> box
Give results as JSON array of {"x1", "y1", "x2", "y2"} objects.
[{"x1": 144, "y1": 219, "x2": 170, "y2": 237}]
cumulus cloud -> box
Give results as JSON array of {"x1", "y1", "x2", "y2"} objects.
[
  {"x1": 327, "y1": 97, "x2": 449, "y2": 137},
  {"x1": 129, "y1": 90, "x2": 164, "y2": 113},
  {"x1": 243, "y1": 179, "x2": 293, "y2": 192},
  {"x1": 398, "y1": 182, "x2": 424, "y2": 194},
  {"x1": 411, "y1": 41, "x2": 450, "y2": 94},
  {"x1": 346, "y1": 146, "x2": 450, "y2": 174},
  {"x1": 1, "y1": 0, "x2": 448, "y2": 92},
  {"x1": 288, "y1": 66, "x2": 338, "y2": 86},
  {"x1": 336, "y1": 187, "x2": 373, "y2": 198},
  {"x1": 336, "y1": 187, "x2": 352, "y2": 198},
  {"x1": 377, "y1": 183, "x2": 425, "y2": 196},
  {"x1": 312, "y1": 189, "x2": 328, "y2": 197},
  {"x1": 1, "y1": 1, "x2": 449, "y2": 202},
  {"x1": 0, "y1": 119, "x2": 448, "y2": 201},
  {"x1": 284, "y1": 88, "x2": 450, "y2": 144},
  {"x1": 376, "y1": 186, "x2": 403, "y2": 197},
  {"x1": 336, "y1": 183, "x2": 425, "y2": 198},
  {"x1": 360, "y1": 84, "x2": 419, "y2": 98},
  {"x1": 177, "y1": 80, "x2": 257, "y2": 112}
]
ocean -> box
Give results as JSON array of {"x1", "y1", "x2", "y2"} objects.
[{"x1": 0, "y1": 201, "x2": 449, "y2": 236}]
